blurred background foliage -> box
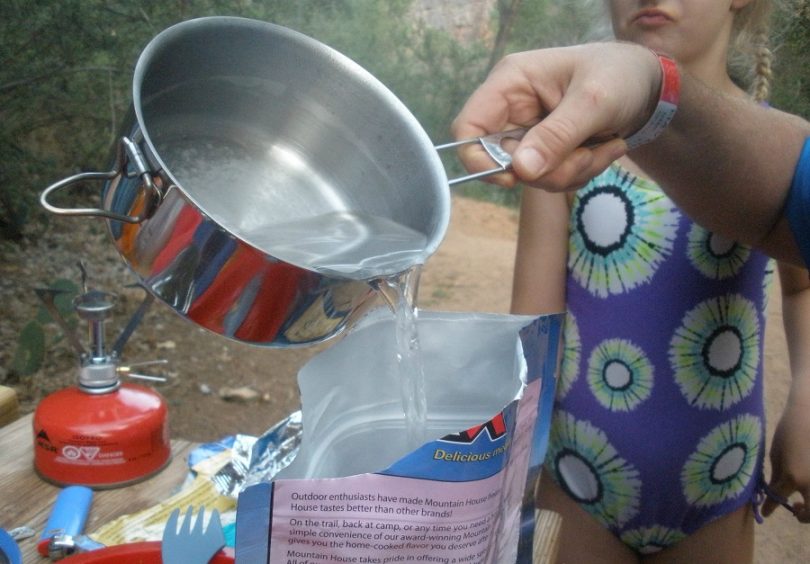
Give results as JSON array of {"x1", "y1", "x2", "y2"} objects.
[
  {"x1": 771, "y1": 0, "x2": 810, "y2": 118},
  {"x1": 1, "y1": 0, "x2": 808, "y2": 242}
]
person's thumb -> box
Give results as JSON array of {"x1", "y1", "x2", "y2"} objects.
[{"x1": 511, "y1": 94, "x2": 607, "y2": 182}]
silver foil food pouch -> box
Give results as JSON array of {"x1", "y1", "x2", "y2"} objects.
[{"x1": 239, "y1": 310, "x2": 563, "y2": 564}]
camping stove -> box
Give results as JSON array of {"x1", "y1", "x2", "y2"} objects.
[{"x1": 33, "y1": 277, "x2": 171, "y2": 488}]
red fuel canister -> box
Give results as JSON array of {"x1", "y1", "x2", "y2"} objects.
[{"x1": 33, "y1": 283, "x2": 171, "y2": 488}]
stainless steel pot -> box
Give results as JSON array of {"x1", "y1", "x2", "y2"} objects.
[{"x1": 40, "y1": 17, "x2": 518, "y2": 347}]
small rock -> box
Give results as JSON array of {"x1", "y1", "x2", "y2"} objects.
[
  {"x1": 119, "y1": 285, "x2": 145, "y2": 302},
  {"x1": 156, "y1": 340, "x2": 176, "y2": 350},
  {"x1": 199, "y1": 383, "x2": 212, "y2": 395},
  {"x1": 218, "y1": 386, "x2": 260, "y2": 402}
]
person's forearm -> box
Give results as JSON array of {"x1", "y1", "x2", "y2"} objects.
[
  {"x1": 764, "y1": 263, "x2": 810, "y2": 521},
  {"x1": 510, "y1": 189, "x2": 569, "y2": 315},
  {"x1": 779, "y1": 262, "x2": 810, "y2": 368},
  {"x1": 633, "y1": 72, "x2": 810, "y2": 263}
]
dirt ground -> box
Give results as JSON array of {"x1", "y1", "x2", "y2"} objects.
[{"x1": 0, "y1": 195, "x2": 806, "y2": 561}]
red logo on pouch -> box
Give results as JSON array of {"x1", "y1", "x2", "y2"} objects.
[{"x1": 440, "y1": 413, "x2": 507, "y2": 443}]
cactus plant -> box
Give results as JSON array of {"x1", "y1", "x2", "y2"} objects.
[{"x1": 10, "y1": 279, "x2": 79, "y2": 377}]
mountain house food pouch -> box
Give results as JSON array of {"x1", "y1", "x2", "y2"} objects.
[{"x1": 239, "y1": 310, "x2": 563, "y2": 564}]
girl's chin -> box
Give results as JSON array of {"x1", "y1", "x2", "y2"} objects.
[{"x1": 617, "y1": 31, "x2": 672, "y2": 54}]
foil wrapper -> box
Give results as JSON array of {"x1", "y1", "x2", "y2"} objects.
[{"x1": 209, "y1": 410, "x2": 302, "y2": 497}]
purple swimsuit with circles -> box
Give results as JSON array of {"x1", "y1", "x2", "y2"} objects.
[{"x1": 543, "y1": 164, "x2": 771, "y2": 555}]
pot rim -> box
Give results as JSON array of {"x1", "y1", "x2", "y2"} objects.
[{"x1": 130, "y1": 15, "x2": 451, "y2": 275}]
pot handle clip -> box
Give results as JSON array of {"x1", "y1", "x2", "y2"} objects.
[
  {"x1": 436, "y1": 128, "x2": 526, "y2": 186},
  {"x1": 40, "y1": 137, "x2": 162, "y2": 223}
]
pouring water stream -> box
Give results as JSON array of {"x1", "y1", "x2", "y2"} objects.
[{"x1": 373, "y1": 268, "x2": 428, "y2": 451}]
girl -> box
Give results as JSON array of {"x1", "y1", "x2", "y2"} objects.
[{"x1": 511, "y1": 1, "x2": 810, "y2": 562}]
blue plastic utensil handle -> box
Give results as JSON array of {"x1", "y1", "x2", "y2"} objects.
[
  {"x1": 234, "y1": 483, "x2": 272, "y2": 564},
  {"x1": 40, "y1": 485, "x2": 94, "y2": 541},
  {"x1": 0, "y1": 528, "x2": 22, "y2": 564}
]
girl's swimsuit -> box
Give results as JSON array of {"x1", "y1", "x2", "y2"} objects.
[{"x1": 544, "y1": 164, "x2": 771, "y2": 555}]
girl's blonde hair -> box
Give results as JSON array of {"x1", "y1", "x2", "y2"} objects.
[{"x1": 730, "y1": 0, "x2": 774, "y2": 102}]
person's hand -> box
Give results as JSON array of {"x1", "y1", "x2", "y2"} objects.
[
  {"x1": 763, "y1": 391, "x2": 810, "y2": 522},
  {"x1": 451, "y1": 42, "x2": 663, "y2": 191}
]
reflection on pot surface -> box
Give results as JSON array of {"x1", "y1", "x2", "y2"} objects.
[{"x1": 109, "y1": 180, "x2": 379, "y2": 346}]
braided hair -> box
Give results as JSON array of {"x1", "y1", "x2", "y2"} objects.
[{"x1": 730, "y1": 0, "x2": 775, "y2": 102}]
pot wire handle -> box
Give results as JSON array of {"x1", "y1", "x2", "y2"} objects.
[
  {"x1": 436, "y1": 128, "x2": 527, "y2": 186},
  {"x1": 40, "y1": 137, "x2": 161, "y2": 224}
]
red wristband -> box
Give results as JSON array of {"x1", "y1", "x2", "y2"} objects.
[{"x1": 625, "y1": 53, "x2": 680, "y2": 149}]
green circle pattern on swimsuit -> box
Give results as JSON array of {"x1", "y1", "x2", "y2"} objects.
[
  {"x1": 557, "y1": 312, "x2": 581, "y2": 400},
  {"x1": 588, "y1": 339, "x2": 653, "y2": 411},
  {"x1": 569, "y1": 166, "x2": 679, "y2": 298},
  {"x1": 620, "y1": 525, "x2": 687, "y2": 555},
  {"x1": 669, "y1": 294, "x2": 760, "y2": 410},
  {"x1": 546, "y1": 411, "x2": 641, "y2": 528},
  {"x1": 587, "y1": 338, "x2": 654, "y2": 411},
  {"x1": 686, "y1": 223, "x2": 751, "y2": 280},
  {"x1": 681, "y1": 414, "x2": 762, "y2": 506}
]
